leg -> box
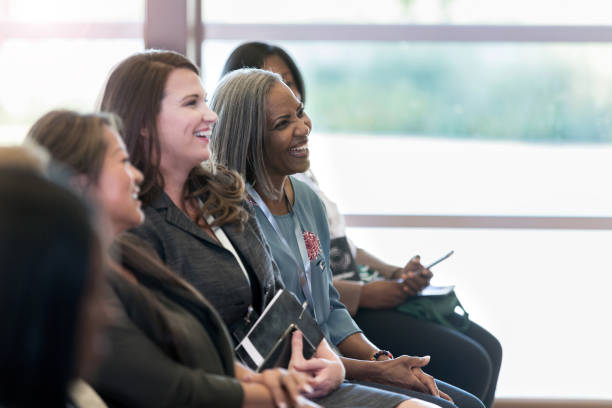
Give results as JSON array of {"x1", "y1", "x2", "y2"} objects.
[
  {"x1": 352, "y1": 380, "x2": 484, "y2": 408},
  {"x1": 448, "y1": 315, "x2": 502, "y2": 408},
  {"x1": 436, "y1": 379, "x2": 485, "y2": 408},
  {"x1": 398, "y1": 399, "x2": 441, "y2": 408},
  {"x1": 354, "y1": 308, "x2": 493, "y2": 401}
]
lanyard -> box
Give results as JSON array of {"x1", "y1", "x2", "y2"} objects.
[
  {"x1": 246, "y1": 183, "x2": 317, "y2": 320},
  {"x1": 205, "y1": 214, "x2": 251, "y2": 287}
]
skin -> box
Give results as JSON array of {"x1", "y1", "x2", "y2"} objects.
[
  {"x1": 262, "y1": 54, "x2": 434, "y2": 307},
  {"x1": 263, "y1": 55, "x2": 301, "y2": 101},
  {"x1": 257, "y1": 80, "x2": 452, "y2": 404},
  {"x1": 152, "y1": 68, "x2": 320, "y2": 408},
  {"x1": 92, "y1": 126, "x2": 144, "y2": 235},
  {"x1": 77, "y1": 126, "x2": 144, "y2": 376}
]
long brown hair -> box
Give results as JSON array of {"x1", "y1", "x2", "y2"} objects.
[
  {"x1": 99, "y1": 50, "x2": 247, "y2": 228},
  {"x1": 25, "y1": 109, "x2": 120, "y2": 185}
]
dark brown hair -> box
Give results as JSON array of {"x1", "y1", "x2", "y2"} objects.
[
  {"x1": 100, "y1": 50, "x2": 247, "y2": 228},
  {"x1": 0, "y1": 168, "x2": 102, "y2": 407},
  {"x1": 222, "y1": 41, "x2": 305, "y2": 104}
]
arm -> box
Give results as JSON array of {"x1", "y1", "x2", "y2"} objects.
[
  {"x1": 355, "y1": 247, "x2": 403, "y2": 279},
  {"x1": 332, "y1": 279, "x2": 363, "y2": 316},
  {"x1": 92, "y1": 290, "x2": 244, "y2": 408}
]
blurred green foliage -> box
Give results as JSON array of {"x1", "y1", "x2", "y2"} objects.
[{"x1": 297, "y1": 43, "x2": 612, "y2": 142}]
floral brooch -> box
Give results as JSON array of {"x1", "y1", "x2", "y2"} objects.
[{"x1": 302, "y1": 231, "x2": 321, "y2": 261}]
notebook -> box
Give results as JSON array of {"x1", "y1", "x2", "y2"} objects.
[{"x1": 235, "y1": 289, "x2": 324, "y2": 372}]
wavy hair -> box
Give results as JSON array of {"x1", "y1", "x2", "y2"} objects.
[
  {"x1": 210, "y1": 68, "x2": 283, "y2": 200},
  {"x1": 99, "y1": 50, "x2": 247, "y2": 228}
]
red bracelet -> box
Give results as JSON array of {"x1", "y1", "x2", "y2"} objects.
[{"x1": 370, "y1": 350, "x2": 394, "y2": 361}]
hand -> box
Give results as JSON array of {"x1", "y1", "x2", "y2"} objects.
[
  {"x1": 399, "y1": 255, "x2": 432, "y2": 296},
  {"x1": 360, "y1": 279, "x2": 411, "y2": 309},
  {"x1": 243, "y1": 367, "x2": 320, "y2": 408},
  {"x1": 289, "y1": 331, "x2": 343, "y2": 398},
  {"x1": 373, "y1": 355, "x2": 442, "y2": 397}
]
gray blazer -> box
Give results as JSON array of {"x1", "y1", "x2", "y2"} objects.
[{"x1": 129, "y1": 192, "x2": 283, "y2": 330}]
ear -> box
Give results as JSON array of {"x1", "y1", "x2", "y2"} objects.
[
  {"x1": 71, "y1": 174, "x2": 90, "y2": 193},
  {"x1": 140, "y1": 127, "x2": 149, "y2": 138}
]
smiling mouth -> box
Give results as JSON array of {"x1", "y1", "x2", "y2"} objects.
[
  {"x1": 289, "y1": 143, "x2": 309, "y2": 157},
  {"x1": 194, "y1": 130, "x2": 211, "y2": 138}
]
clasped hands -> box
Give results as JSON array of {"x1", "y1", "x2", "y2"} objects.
[
  {"x1": 373, "y1": 354, "x2": 453, "y2": 402},
  {"x1": 242, "y1": 331, "x2": 343, "y2": 407},
  {"x1": 361, "y1": 255, "x2": 433, "y2": 309}
]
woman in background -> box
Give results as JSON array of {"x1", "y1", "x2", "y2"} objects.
[
  {"x1": 210, "y1": 67, "x2": 486, "y2": 408},
  {"x1": 220, "y1": 42, "x2": 501, "y2": 408},
  {"x1": 0, "y1": 155, "x2": 106, "y2": 407},
  {"x1": 27, "y1": 109, "x2": 316, "y2": 408}
]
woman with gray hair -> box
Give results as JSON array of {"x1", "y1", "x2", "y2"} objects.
[{"x1": 211, "y1": 68, "x2": 485, "y2": 408}]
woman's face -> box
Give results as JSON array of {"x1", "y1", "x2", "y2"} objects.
[
  {"x1": 263, "y1": 54, "x2": 301, "y2": 101},
  {"x1": 92, "y1": 126, "x2": 144, "y2": 234},
  {"x1": 264, "y1": 81, "x2": 312, "y2": 182},
  {"x1": 156, "y1": 68, "x2": 218, "y2": 178}
]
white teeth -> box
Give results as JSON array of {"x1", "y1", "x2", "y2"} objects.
[
  {"x1": 290, "y1": 145, "x2": 308, "y2": 152},
  {"x1": 194, "y1": 130, "x2": 211, "y2": 138}
]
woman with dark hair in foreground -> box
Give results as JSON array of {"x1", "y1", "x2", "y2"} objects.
[{"x1": 0, "y1": 162, "x2": 106, "y2": 407}]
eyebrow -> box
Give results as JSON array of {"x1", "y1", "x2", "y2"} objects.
[
  {"x1": 180, "y1": 93, "x2": 202, "y2": 102},
  {"x1": 271, "y1": 113, "x2": 291, "y2": 125}
]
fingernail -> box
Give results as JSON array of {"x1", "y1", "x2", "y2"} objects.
[
  {"x1": 278, "y1": 403, "x2": 288, "y2": 408},
  {"x1": 303, "y1": 384, "x2": 314, "y2": 393}
]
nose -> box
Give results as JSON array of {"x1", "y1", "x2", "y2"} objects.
[
  {"x1": 202, "y1": 104, "x2": 218, "y2": 124},
  {"x1": 297, "y1": 112, "x2": 312, "y2": 137},
  {"x1": 130, "y1": 164, "x2": 144, "y2": 187}
]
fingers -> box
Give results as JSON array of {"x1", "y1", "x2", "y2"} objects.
[
  {"x1": 291, "y1": 356, "x2": 328, "y2": 373},
  {"x1": 289, "y1": 330, "x2": 306, "y2": 369},
  {"x1": 412, "y1": 367, "x2": 440, "y2": 397},
  {"x1": 398, "y1": 354, "x2": 430, "y2": 368},
  {"x1": 439, "y1": 390, "x2": 454, "y2": 403},
  {"x1": 262, "y1": 370, "x2": 291, "y2": 408}
]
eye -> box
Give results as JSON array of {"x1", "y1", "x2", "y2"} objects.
[
  {"x1": 297, "y1": 106, "x2": 305, "y2": 118},
  {"x1": 185, "y1": 99, "x2": 198, "y2": 106},
  {"x1": 274, "y1": 120, "x2": 289, "y2": 130}
]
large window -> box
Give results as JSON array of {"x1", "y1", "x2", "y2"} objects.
[
  {"x1": 204, "y1": 0, "x2": 612, "y2": 25},
  {"x1": 202, "y1": 1, "x2": 612, "y2": 400},
  {"x1": 0, "y1": 0, "x2": 144, "y2": 145}
]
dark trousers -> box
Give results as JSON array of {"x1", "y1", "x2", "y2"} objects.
[{"x1": 354, "y1": 308, "x2": 502, "y2": 408}]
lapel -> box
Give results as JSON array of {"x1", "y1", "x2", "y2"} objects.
[
  {"x1": 152, "y1": 192, "x2": 219, "y2": 247},
  {"x1": 152, "y1": 192, "x2": 270, "y2": 293}
]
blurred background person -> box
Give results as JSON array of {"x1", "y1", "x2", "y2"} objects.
[{"x1": 0, "y1": 151, "x2": 107, "y2": 407}]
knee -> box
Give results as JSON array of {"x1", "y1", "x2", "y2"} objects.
[{"x1": 397, "y1": 399, "x2": 441, "y2": 408}]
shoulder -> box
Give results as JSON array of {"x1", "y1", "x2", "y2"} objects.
[{"x1": 291, "y1": 176, "x2": 327, "y2": 219}]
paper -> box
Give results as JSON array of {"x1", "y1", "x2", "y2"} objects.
[{"x1": 419, "y1": 285, "x2": 455, "y2": 296}]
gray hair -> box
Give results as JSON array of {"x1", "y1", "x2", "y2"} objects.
[{"x1": 210, "y1": 68, "x2": 283, "y2": 200}]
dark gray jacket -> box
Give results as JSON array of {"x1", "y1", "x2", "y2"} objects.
[{"x1": 129, "y1": 192, "x2": 283, "y2": 330}]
